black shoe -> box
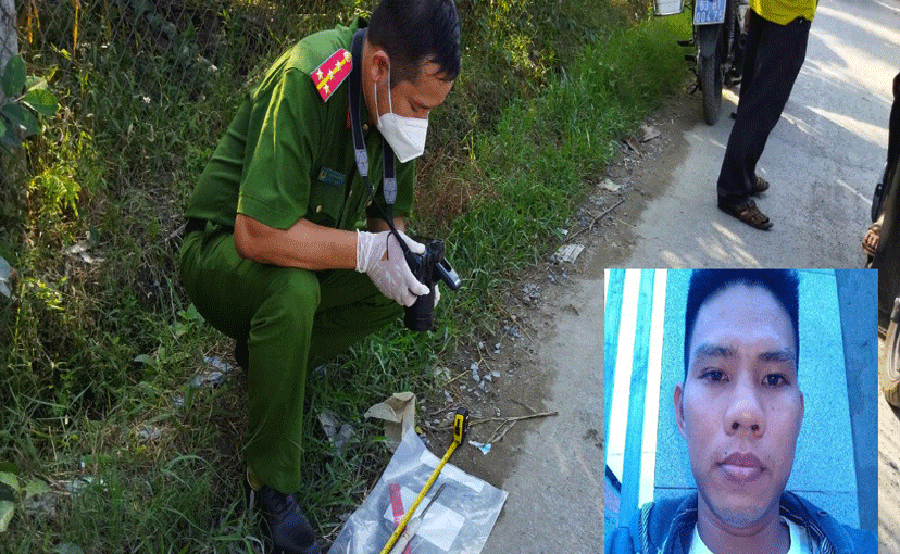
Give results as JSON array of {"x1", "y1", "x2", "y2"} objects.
[{"x1": 257, "y1": 486, "x2": 324, "y2": 554}]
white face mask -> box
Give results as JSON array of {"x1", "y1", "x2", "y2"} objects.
[{"x1": 374, "y1": 69, "x2": 428, "y2": 163}]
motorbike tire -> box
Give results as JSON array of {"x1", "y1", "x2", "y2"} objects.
[
  {"x1": 699, "y1": 51, "x2": 723, "y2": 125},
  {"x1": 881, "y1": 297, "x2": 900, "y2": 407}
]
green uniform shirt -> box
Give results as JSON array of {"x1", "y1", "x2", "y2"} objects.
[
  {"x1": 185, "y1": 17, "x2": 414, "y2": 231},
  {"x1": 750, "y1": 0, "x2": 816, "y2": 25}
]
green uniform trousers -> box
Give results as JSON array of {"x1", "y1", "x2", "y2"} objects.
[{"x1": 179, "y1": 225, "x2": 402, "y2": 493}]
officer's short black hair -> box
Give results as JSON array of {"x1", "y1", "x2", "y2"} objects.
[
  {"x1": 367, "y1": 0, "x2": 461, "y2": 87},
  {"x1": 684, "y1": 269, "x2": 800, "y2": 378}
]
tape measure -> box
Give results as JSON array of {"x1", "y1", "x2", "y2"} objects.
[
  {"x1": 453, "y1": 406, "x2": 468, "y2": 444},
  {"x1": 379, "y1": 406, "x2": 469, "y2": 554}
]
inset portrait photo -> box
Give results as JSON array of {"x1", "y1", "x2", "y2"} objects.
[{"x1": 604, "y1": 268, "x2": 877, "y2": 554}]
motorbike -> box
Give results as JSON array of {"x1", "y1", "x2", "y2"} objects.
[
  {"x1": 656, "y1": 0, "x2": 749, "y2": 125},
  {"x1": 872, "y1": 72, "x2": 900, "y2": 406},
  {"x1": 881, "y1": 297, "x2": 900, "y2": 407}
]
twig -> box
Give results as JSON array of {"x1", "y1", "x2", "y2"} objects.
[
  {"x1": 169, "y1": 222, "x2": 186, "y2": 241},
  {"x1": 511, "y1": 399, "x2": 537, "y2": 414},
  {"x1": 446, "y1": 369, "x2": 470, "y2": 385},
  {"x1": 486, "y1": 420, "x2": 517, "y2": 444},
  {"x1": 497, "y1": 305, "x2": 533, "y2": 342},
  {"x1": 568, "y1": 198, "x2": 625, "y2": 240},
  {"x1": 470, "y1": 411, "x2": 558, "y2": 425}
]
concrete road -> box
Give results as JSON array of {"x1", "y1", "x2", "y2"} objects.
[
  {"x1": 478, "y1": 270, "x2": 604, "y2": 554},
  {"x1": 624, "y1": 0, "x2": 900, "y2": 268}
]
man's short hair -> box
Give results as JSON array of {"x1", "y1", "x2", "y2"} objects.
[
  {"x1": 367, "y1": 0, "x2": 461, "y2": 87},
  {"x1": 684, "y1": 269, "x2": 800, "y2": 377}
]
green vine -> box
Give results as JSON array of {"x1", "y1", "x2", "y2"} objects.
[{"x1": 1, "y1": 53, "x2": 59, "y2": 154}]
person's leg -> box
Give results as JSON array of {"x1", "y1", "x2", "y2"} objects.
[
  {"x1": 179, "y1": 228, "x2": 320, "y2": 494},
  {"x1": 734, "y1": 7, "x2": 763, "y2": 116},
  {"x1": 717, "y1": 11, "x2": 812, "y2": 208},
  {"x1": 307, "y1": 269, "x2": 403, "y2": 369},
  {"x1": 885, "y1": 71, "x2": 900, "y2": 186}
]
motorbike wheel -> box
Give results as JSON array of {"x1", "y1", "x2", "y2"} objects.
[
  {"x1": 881, "y1": 297, "x2": 900, "y2": 407},
  {"x1": 699, "y1": 51, "x2": 723, "y2": 125}
]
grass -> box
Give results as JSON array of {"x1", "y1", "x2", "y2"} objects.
[{"x1": 0, "y1": 1, "x2": 689, "y2": 551}]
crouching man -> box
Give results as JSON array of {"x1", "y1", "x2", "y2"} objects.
[{"x1": 178, "y1": 1, "x2": 460, "y2": 552}]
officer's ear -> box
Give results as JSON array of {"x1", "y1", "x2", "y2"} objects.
[{"x1": 370, "y1": 49, "x2": 390, "y2": 88}]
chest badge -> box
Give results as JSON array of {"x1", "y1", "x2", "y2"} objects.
[{"x1": 311, "y1": 49, "x2": 352, "y2": 102}]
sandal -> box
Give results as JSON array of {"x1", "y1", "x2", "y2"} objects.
[
  {"x1": 717, "y1": 199, "x2": 773, "y2": 230},
  {"x1": 863, "y1": 222, "x2": 880, "y2": 256},
  {"x1": 751, "y1": 175, "x2": 769, "y2": 196}
]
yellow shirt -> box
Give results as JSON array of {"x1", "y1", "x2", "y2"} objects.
[{"x1": 750, "y1": 0, "x2": 816, "y2": 25}]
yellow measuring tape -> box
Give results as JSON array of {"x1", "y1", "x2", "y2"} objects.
[{"x1": 379, "y1": 406, "x2": 468, "y2": 554}]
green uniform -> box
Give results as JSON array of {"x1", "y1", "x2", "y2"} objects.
[{"x1": 179, "y1": 17, "x2": 414, "y2": 494}]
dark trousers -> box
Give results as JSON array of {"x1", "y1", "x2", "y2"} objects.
[
  {"x1": 179, "y1": 226, "x2": 402, "y2": 493},
  {"x1": 874, "y1": 74, "x2": 900, "y2": 318},
  {"x1": 885, "y1": 72, "x2": 900, "y2": 186},
  {"x1": 716, "y1": 10, "x2": 812, "y2": 206}
]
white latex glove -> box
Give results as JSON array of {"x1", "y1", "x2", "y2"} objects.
[
  {"x1": 356, "y1": 230, "x2": 428, "y2": 306},
  {"x1": 433, "y1": 282, "x2": 440, "y2": 308}
]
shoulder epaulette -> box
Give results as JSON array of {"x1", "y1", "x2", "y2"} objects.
[{"x1": 311, "y1": 48, "x2": 352, "y2": 101}]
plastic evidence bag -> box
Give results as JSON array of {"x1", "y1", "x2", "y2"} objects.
[{"x1": 327, "y1": 428, "x2": 508, "y2": 554}]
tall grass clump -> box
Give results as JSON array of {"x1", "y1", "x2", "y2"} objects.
[{"x1": 446, "y1": 12, "x2": 689, "y2": 317}]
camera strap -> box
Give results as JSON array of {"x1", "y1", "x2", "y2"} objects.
[{"x1": 349, "y1": 29, "x2": 401, "y2": 238}]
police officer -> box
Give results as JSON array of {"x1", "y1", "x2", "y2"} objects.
[{"x1": 178, "y1": 1, "x2": 461, "y2": 552}]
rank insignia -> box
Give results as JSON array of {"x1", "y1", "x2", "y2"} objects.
[{"x1": 311, "y1": 49, "x2": 352, "y2": 102}]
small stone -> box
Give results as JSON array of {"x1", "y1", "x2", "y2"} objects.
[
  {"x1": 483, "y1": 373, "x2": 493, "y2": 382},
  {"x1": 137, "y1": 426, "x2": 162, "y2": 441},
  {"x1": 491, "y1": 371, "x2": 501, "y2": 379},
  {"x1": 600, "y1": 178, "x2": 623, "y2": 192},
  {"x1": 477, "y1": 341, "x2": 484, "y2": 350}
]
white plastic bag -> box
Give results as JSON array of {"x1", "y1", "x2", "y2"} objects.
[{"x1": 327, "y1": 428, "x2": 507, "y2": 554}]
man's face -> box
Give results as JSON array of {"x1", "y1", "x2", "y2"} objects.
[
  {"x1": 365, "y1": 50, "x2": 454, "y2": 124},
  {"x1": 675, "y1": 284, "x2": 804, "y2": 531}
]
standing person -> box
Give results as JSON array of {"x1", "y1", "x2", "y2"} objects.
[
  {"x1": 863, "y1": 71, "x2": 900, "y2": 259},
  {"x1": 178, "y1": 1, "x2": 461, "y2": 552},
  {"x1": 869, "y1": 72, "x2": 900, "y2": 327},
  {"x1": 715, "y1": 1, "x2": 815, "y2": 230}
]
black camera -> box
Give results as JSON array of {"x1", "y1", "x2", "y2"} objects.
[{"x1": 403, "y1": 238, "x2": 462, "y2": 331}]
